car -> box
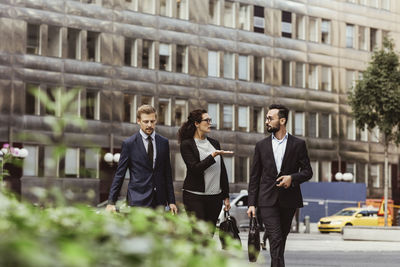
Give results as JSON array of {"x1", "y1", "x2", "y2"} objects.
[
  {"x1": 318, "y1": 207, "x2": 393, "y2": 233},
  {"x1": 217, "y1": 190, "x2": 250, "y2": 229}
]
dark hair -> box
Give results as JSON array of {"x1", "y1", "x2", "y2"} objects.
[
  {"x1": 178, "y1": 109, "x2": 207, "y2": 143},
  {"x1": 269, "y1": 104, "x2": 289, "y2": 125}
]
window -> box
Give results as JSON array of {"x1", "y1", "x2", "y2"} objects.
[
  {"x1": 282, "y1": 60, "x2": 291, "y2": 86},
  {"x1": 86, "y1": 91, "x2": 100, "y2": 120},
  {"x1": 159, "y1": 43, "x2": 171, "y2": 71},
  {"x1": 141, "y1": 0, "x2": 155, "y2": 14},
  {"x1": 296, "y1": 15, "x2": 305, "y2": 40},
  {"x1": 45, "y1": 87, "x2": 61, "y2": 116},
  {"x1": 160, "y1": 0, "x2": 173, "y2": 17},
  {"x1": 223, "y1": 1, "x2": 235, "y2": 28},
  {"x1": 286, "y1": 110, "x2": 292, "y2": 134},
  {"x1": 238, "y1": 55, "x2": 249, "y2": 81},
  {"x1": 371, "y1": 164, "x2": 380, "y2": 188},
  {"x1": 347, "y1": 118, "x2": 356, "y2": 140},
  {"x1": 177, "y1": 0, "x2": 189, "y2": 20},
  {"x1": 360, "y1": 125, "x2": 368, "y2": 141},
  {"x1": 125, "y1": 0, "x2": 138, "y2": 11},
  {"x1": 346, "y1": 70, "x2": 356, "y2": 91},
  {"x1": 65, "y1": 87, "x2": 81, "y2": 117},
  {"x1": 294, "y1": 112, "x2": 304, "y2": 136},
  {"x1": 141, "y1": 95, "x2": 154, "y2": 106},
  {"x1": 308, "y1": 112, "x2": 318, "y2": 138},
  {"x1": 254, "y1": 56, "x2": 264, "y2": 82},
  {"x1": 345, "y1": 163, "x2": 356, "y2": 182},
  {"x1": 222, "y1": 104, "x2": 234, "y2": 130},
  {"x1": 369, "y1": 0, "x2": 378, "y2": 8},
  {"x1": 123, "y1": 94, "x2": 135, "y2": 123},
  {"x1": 295, "y1": 62, "x2": 305, "y2": 88},
  {"x1": 223, "y1": 52, "x2": 235, "y2": 79},
  {"x1": 224, "y1": 157, "x2": 234, "y2": 183},
  {"x1": 308, "y1": 64, "x2": 318, "y2": 90},
  {"x1": 358, "y1": 26, "x2": 367, "y2": 50},
  {"x1": 124, "y1": 38, "x2": 137, "y2": 67},
  {"x1": 87, "y1": 31, "x2": 101, "y2": 62},
  {"x1": 83, "y1": 148, "x2": 99, "y2": 178},
  {"x1": 208, "y1": 51, "x2": 219, "y2": 77},
  {"x1": 142, "y1": 40, "x2": 154, "y2": 69},
  {"x1": 23, "y1": 146, "x2": 38, "y2": 176},
  {"x1": 321, "y1": 66, "x2": 332, "y2": 91},
  {"x1": 176, "y1": 45, "x2": 188, "y2": 73},
  {"x1": 67, "y1": 28, "x2": 81, "y2": 60},
  {"x1": 209, "y1": 0, "x2": 220, "y2": 25},
  {"x1": 310, "y1": 161, "x2": 318, "y2": 182},
  {"x1": 321, "y1": 161, "x2": 331, "y2": 182},
  {"x1": 27, "y1": 23, "x2": 40, "y2": 55},
  {"x1": 157, "y1": 98, "x2": 171, "y2": 126},
  {"x1": 371, "y1": 127, "x2": 379, "y2": 142},
  {"x1": 65, "y1": 148, "x2": 79, "y2": 177},
  {"x1": 174, "y1": 153, "x2": 186, "y2": 181},
  {"x1": 25, "y1": 83, "x2": 40, "y2": 115},
  {"x1": 370, "y1": 28, "x2": 378, "y2": 51},
  {"x1": 237, "y1": 157, "x2": 249, "y2": 183},
  {"x1": 281, "y1": 11, "x2": 292, "y2": 38},
  {"x1": 238, "y1": 3, "x2": 250, "y2": 31},
  {"x1": 308, "y1": 17, "x2": 318, "y2": 42},
  {"x1": 382, "y1": 0, "x2": 390, "y2": 10},
  {"x1": 238, "y1": 106, "x2": 249, "y2": 132},
  {"x1": 252, "y1": 107, "x2": 263, "y2": 133},
  {"x1": 346, "y1": 24, "x2": 355, "y2": 48},
  {"x1": 320, "y1": 113, "x2": 331, "y2": 139},
  {"x1": 44, "y1": 146, "x2": 58, "y2": 177},
  {"x1": 174, "y1": 99, "x2": 188, "y2": 126},
  {"x1": 321, "y1": 19, "x2": 331, "y2": 44},
  {"x1": 47, "y1": 25, "x2": 61, "y2": 57},
  {"x1": 208, "y1": 103, "x2": 219, "y2": 129},
  {"x1": 253, "y1": 5, "x2": 265, "y2": 33}
]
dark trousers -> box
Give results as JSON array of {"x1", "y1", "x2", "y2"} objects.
[
  {"x1": 260, "y1": 205, "x2": 296, "y2": 267},
  {"x1": 183, "y1": 190, "x2": 223, "y2": 229}
]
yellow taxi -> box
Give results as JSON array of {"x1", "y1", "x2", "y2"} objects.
[{"x1": 318, "y1": 207, "x2": 392, "y2": 233}]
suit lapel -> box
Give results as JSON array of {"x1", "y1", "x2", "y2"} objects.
[
  {"x1": 135, "y1": 132, "x2": 152, "y2": 169},
  {"x1": 280, "y1": 134, "x2": 293, "y2": 174},
  {"x1": 154, "y1": 134, "x2": 162, "y2": 170},
  {"x1": 266, "y1": 136, "x2": 278, "y2": 176}
]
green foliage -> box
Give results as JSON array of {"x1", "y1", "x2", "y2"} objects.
[
  {"x1": 0, "y1": 190, "x2": 247, "y2": 267},
  {"x1": 348, "y1": 38, "x2": 400, "y2": 146}
]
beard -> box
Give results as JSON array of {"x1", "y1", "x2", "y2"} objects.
[{"x1": 266, "y1": 124, "x2": 280, "y2": 133}]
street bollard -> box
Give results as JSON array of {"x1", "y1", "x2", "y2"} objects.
[{"x1": 304, "y1": 215, "x2": 310, "y2": 234}]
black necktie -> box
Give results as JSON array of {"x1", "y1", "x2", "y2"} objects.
[{"x1": 147, "y1": 136, "x2": 153, "y2": 167}]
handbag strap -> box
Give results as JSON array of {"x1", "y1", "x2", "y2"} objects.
[
  {"x1": 250, "y1": 214, "x2": 258, "y2": 228},
  {"x1": 224, "y1": 210, "x2": 230, "y2": 218}
]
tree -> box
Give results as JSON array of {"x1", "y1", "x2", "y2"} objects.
[{"x1": 348, "y1": 38, "x2": 400, "y2": 226}]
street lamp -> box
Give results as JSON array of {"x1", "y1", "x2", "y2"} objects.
[
  {"x1": 335, "y1": 172, "x2": 354, "y2": 182},
  {"x1": 104, "y1": 152, "x2": 120, "y2": 165}
]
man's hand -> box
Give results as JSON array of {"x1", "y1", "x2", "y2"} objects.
[
  {"x1": 247, "y1": 206, "x2": 256, "y2": 218},
  {"x1": 169, "y1": 204, "x2": 178, "y2": 214},
  {"x1": 224, "y1": 198, "x2": 231, "y2": 211},
  {"x1": 106, "y1": 204, "x2": 117, "y2": 213},
  {"x1": 276, "y1": 175, "x2": 292, "y2": 189}
]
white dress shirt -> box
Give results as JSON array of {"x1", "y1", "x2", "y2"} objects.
[
  {"x1": 140, "y1": 129, "x2": 156, "y2": 168},
  {"x1": 271, "y1": 132, "x2": 288, "y2": 174}
]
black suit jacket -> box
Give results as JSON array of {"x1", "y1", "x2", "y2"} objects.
[
  {"x1": 108, "y1": 132, "x2": 176, "y2": 207},
  {"x1": 180, "y1": 137, "x2": 229, "y2": 199},
  {"x1": 248, "y1": 134, "x2": 312, "y2": 208}
]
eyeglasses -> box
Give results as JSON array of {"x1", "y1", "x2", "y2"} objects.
[{"x1": 201, "y1": 118, "x2": 212, "y2": 124}]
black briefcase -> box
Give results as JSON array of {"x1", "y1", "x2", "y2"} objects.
[
  {"x1": 219, "y1": 211, "x2": 241, "y2": 249},
  {"x1": 248, "y1": 215, "x2": 260, "y2": 262}
]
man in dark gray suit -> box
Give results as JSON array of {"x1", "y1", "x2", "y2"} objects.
[
  {"x1": 247, "y1": 104, "x2": 312, "y2": 267},
  {"x1": 106, "y1": 105, "x2": 177, "y2": 214}
]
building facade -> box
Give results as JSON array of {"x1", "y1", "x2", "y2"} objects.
[{"x1": 0, "y1": 0, "x2": 399, "y2": 204}]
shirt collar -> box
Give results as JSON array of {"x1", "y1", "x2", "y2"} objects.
[
  {"x1": 272, "y1": 132, "x2": 288, "y2": 143},
  {"x1": 139, "y1": 129, "x2": 156, "y2": 140}
]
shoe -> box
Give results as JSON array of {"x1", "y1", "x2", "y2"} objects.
[{"x1": 260, "y1": 241, "x2": 267, "y2": 251}]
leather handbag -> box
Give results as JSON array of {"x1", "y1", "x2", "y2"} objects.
[
  {"x1": 248, "y1": 214, "x2": 260, "y2": 262},
  {"x1": 218, "y1": 211, "x2": 241, "y2": 249}
]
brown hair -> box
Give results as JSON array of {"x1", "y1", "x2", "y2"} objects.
[{"x1": 137, "y1": 104, "x2": 157, "y2": 119}]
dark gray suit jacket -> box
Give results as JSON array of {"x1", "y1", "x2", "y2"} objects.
[
  {"x1": 248, "y1": 134, "x2": 312, "y2": 208},
  {"x1": 108, "y1": 132, "x2": 175, "y2": 207}
]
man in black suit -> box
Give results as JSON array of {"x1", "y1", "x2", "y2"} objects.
[
  {"x1": 247, "y1": 104, "x2": 312, "y2": 267},
  {"x1": 106, "y1": 105, "x2": 177, "y2": 214}
]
